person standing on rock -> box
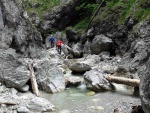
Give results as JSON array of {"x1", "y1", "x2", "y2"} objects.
[
  {"x1": 49, "y1": 34, "x2": 55, "y2": 48},
  {"x1": 56, "y1": 39, "x2": 64, "y2": 54}
]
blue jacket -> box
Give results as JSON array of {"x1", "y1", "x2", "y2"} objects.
[{"x1": 49, "y1": 37, "x2": 55, "y2": 42}]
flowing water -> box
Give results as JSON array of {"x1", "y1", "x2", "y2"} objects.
[{"x1": 41, "y1": 83, "x2": 141, "y2": 113}]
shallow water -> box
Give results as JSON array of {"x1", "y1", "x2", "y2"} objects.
[{"x1": 41, "y1": 83, "x2": 141, "y2": 113}]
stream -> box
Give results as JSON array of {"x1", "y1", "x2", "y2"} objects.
[{"x1": 41, "y1": 83, "x2": 140, "y2": 113}]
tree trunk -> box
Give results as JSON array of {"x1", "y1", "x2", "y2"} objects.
[
  {"x1": 0, "y1": 101, "x2": 17, "y2": 105},
  {"x1": 85, "y1": 1, "x2": 104, "y2": 32},
  {"x1": 29, "y1": 64, "x2": 40, "y2": 96},
  {"x1": 106, "y1": 76, "x2": 140, "y2": 87}
]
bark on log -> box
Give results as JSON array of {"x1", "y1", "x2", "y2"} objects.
[
  {"x1": 29, "y1": 64, "x2": 40, "y2": 96},
  {"x1": 63, "y1": 44, "x2": 74, "y2": 55},
  {"x1": 85, "y1": 1, "x2": 104, "y2": 32},
  {"x1": 106, "y1": 76, "x2": 140, "y2": 87},
  {"x1": 0, "y1": 101, "x2": 17, "y2": 105}
]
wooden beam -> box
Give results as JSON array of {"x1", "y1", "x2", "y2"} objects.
[
  {"x1": 106, "y1": 76, "x2": 140, "y2": 87},
  {"x1": 29, "y1": 64, "x2": 40, "y2": 96},
  {"x1": 0, "y1": 101, "x2": 17, "y2": 105}
]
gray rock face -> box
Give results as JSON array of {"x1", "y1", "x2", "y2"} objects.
[
  {"x1": 72, "y1": 43, "x2": 83, "y2": 58},
  {"x1": 66, "y1": 28, "x2": 79, "y2": 43},
  {"x1": 69, "y1": 63, "x2": 91, "y2": 73},
  {"x1": 140, "y1": 57, "x2": 150, "y2": 113},
  {"x1": 17, "y1": 107, "x2": 30, "y2": 113},
  {"x1": 27, "y1": 97, "x2": 55, "y2": 112},
  {"x1": 0, "y1": 49, "x2": 30, "y2": 89},
  {"x1": 34, "y1": 59, "x2": 65, "y2": 93},
  {"x1": 60, "y1": 0, "x2": 73, "y2": 4},
  {"x1": 117, "y1": 21, "x2": 150, "y2": 79},
  {"x1": 65, "y1": 76, "x2": 84, "y2": 86},
  {"x1": 90, "y1": 35, "x2": 113, "y2": 55},
  {"x1": 84, "y1": 70, "x2": 115, "y2": 92},
  {"x1": 83, "y1": 41, "x2": 91, "y2": 54},
  {"x1": 41, "y1": 0, "x2": 80, "y2": 33},
  {"x1": 0, "y1": 0, "x2": 46, "y2": 58}
]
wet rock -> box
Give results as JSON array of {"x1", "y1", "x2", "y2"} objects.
[
  {"x1": 69, "y1": 63, "x2": 91, "y2": 73},
  {"x1": 18, "y1": 85, "x2": 29, "y2": 92},
  {"x1": 34, "y1": 59, "x2": 65, "y2": 93},
  {"x1": 17, "y1": 106, "x2": 30, "y2": 113},
  {"x1": 27, "y1": 97, "x2": 55, "y2": 112},
  {"x1": 65, "y1": 76, "x2": 84, "y2": 86},
  {"x1": 86, "y1": 91, "x2": 96, "y2": 96},
  {"x1": 84, "y1": 70, "x2": 115, "y2": 91}
]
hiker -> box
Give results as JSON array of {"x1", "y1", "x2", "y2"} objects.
[
  {"x1": 49, "y1": 35, "x2": 55, "y2": 48},
  {"x1": 56, "y1": 39, "x2": 64, "y2": 54}
]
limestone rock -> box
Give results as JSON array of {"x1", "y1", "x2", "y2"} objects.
[
  {"x1": 90, "y1": 35, "x2": 113, "y2": 55},
  {"x1": 84, "y1": 70, "x2": 115, "y2": 91},
  {"x1": 69, "y1": 63, "x2": 91, "y2": 73}
]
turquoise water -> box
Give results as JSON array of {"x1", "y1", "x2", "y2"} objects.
[{"x1": 41, "y1": 84, "x2": 140, "y2": 113}]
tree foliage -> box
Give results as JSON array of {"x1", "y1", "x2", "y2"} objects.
[{"x1": 75, "y1": 0, "x2": 98, "y2": 19}]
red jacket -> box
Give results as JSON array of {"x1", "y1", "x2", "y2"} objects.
[{"x1": 56, "y1": 40, "x2": 63, "y2": 46}]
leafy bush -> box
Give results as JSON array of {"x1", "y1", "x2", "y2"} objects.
[
  {"x1": 23, "y1": 0, "x2": 60, "y2": 17},
  {"x1": 75, "y1": 0, "x2": 98, "y2": 19}
]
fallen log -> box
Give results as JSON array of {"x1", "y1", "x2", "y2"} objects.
[
  {"x1": 106, "y1": 76, "x2": 140, "y2": 87},
  {"x1": 29, "y1": 64, "x2": 40, "y2": 96},
  {"x1": 0, "y1": 101, "x2": 18, "y2": 105},
  {"x1": 63, "y1": 44, "x2": 74, "y2": 53}
]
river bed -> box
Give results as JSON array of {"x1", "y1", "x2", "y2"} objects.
[{"x1": 41, "y1": 83, "x2": 141, "y2": 113}]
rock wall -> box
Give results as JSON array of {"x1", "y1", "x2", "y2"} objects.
[
  {"x1": 0, "y1": 0, "x2": 46, "y2": 58},
  {"x1": 41, "y1": 0, "x2": 80, "y2": 37}
]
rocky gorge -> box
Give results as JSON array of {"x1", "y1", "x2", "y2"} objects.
[{"x1": 0, "y1": 0, "x2": 150, "y2": 113}]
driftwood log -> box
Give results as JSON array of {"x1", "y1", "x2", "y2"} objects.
[
  {"x1": 106, "y1": 76, "x2": 140, "y2": 87},
  {"x1": 0, "y1": 101, "x2": 17, "y2": 105},
  {"x1": 29, "y1": 64, "x2": 40, "y2": 96}
]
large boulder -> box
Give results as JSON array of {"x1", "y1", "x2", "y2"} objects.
[
  {"x1": 90, "y1": 35, "x2": 113, "y2": 55},
  {"x1": 83, "y1": 41, "x2": 91, "y2": 54},
  {"x1": 0, "y1": 0, "x2": 46, "y2": 58},
  {"x1": 84, "y1": 70, "x2": 115, "y2": 91},
  {"x1": 72, "y1": 42, "x2": 83, "y2": 58},
  {"x1": 34, "y1": 59, "x2": 65, "y2": 93},
  {"x1": 27, "y1": 97, "x2": 55, "y2": 112},
  {"x1": 69, "y1": 63, "x2": 91, "y2": 73},
  {"x1": 0, "y1": 49, "x2": 30, "y2": 89},
  {"x1": 140, "y1": 56, "x2": 150, "y2": 113},
  {"x1": 66, "y1": 28, "x2": 79, "y2": 43}
]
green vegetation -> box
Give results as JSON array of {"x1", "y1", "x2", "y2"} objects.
[
  {"x1": 73, "y1": 0, "x2": 98, "y2": 32},
  {"x1": 23, "y1": 0, "x2": 150, "y2": 33},
  {"x1": 93, "y1": 0, "x2": 150, "y2": 25},
  {"x1": 68, "y1": 17, "x2": 90, "y2": 34},
  {"x1": 22, "y1": 0, "x2": 60, "y2": 17}
]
